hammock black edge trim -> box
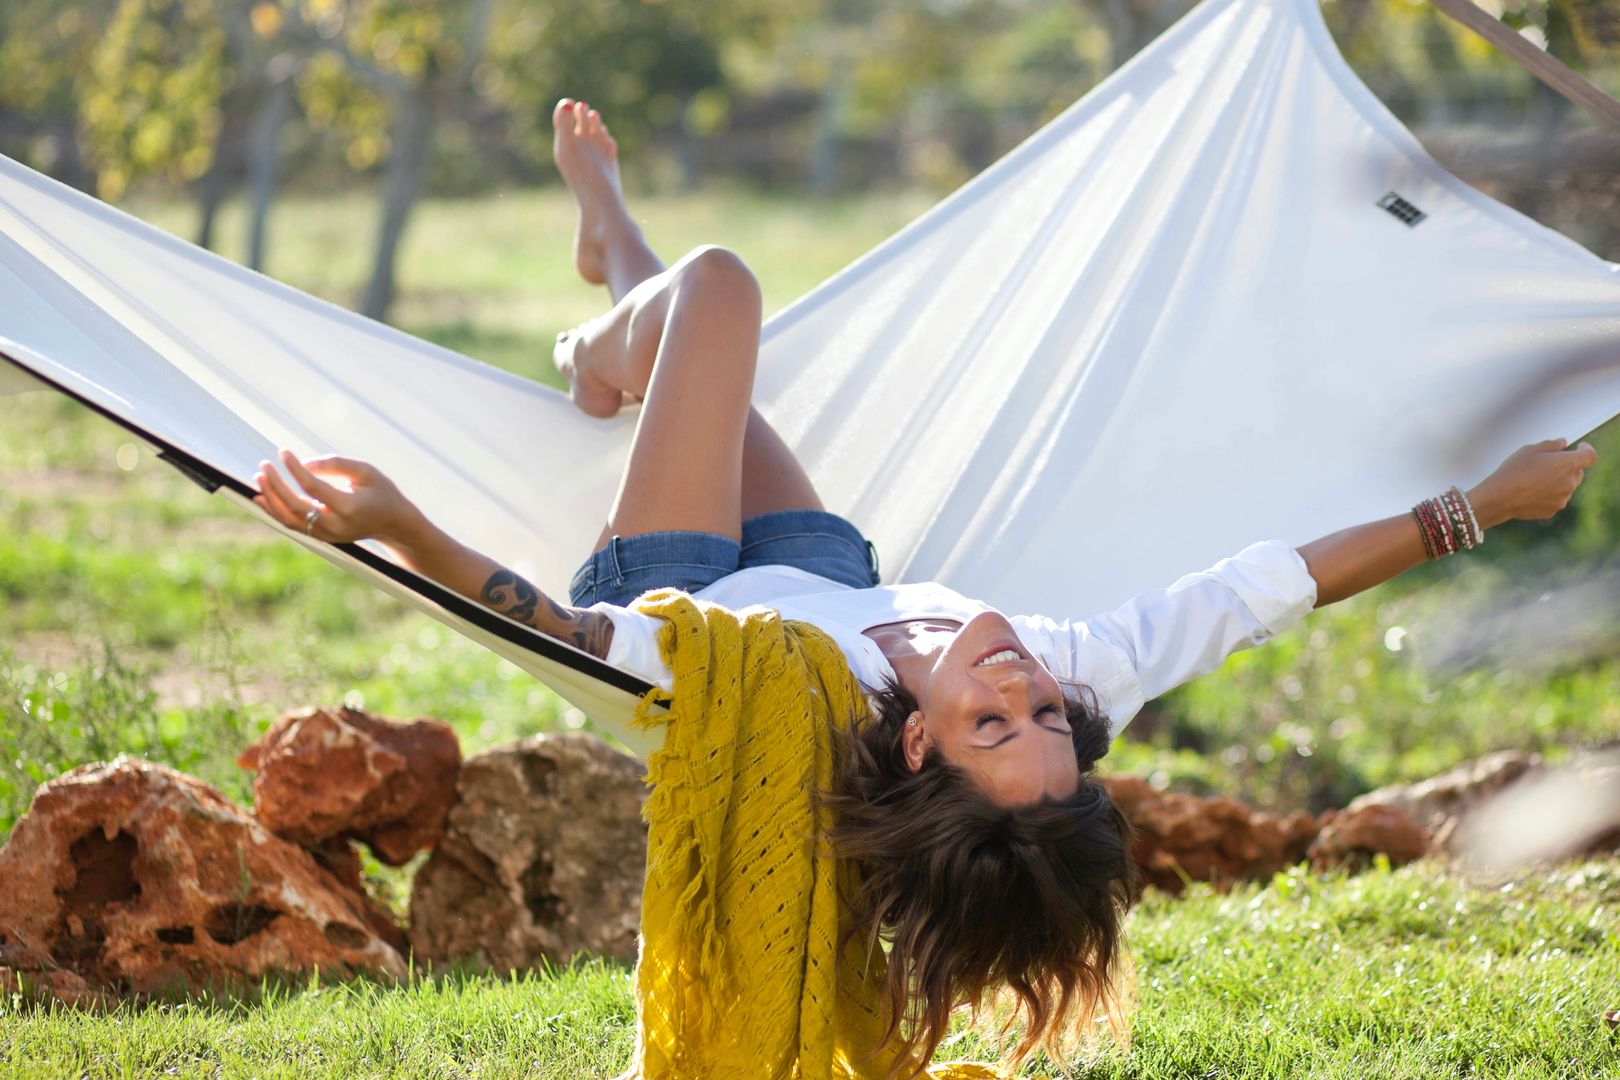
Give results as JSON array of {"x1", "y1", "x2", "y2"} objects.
[{"x1": 0, "y1": 348, "x2": 657, "y2": 701}]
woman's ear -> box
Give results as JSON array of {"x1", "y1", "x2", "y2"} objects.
[{"x1": 902, "y1": 711, "x2": 927, "y2": 772}]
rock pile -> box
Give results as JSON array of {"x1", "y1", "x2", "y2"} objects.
[
  {"x1": 409, "y1": 732, "x2": 649, "y2": 971},
  {"x1": 0, "y1": 758, "x2": 407, "y2": 1002}
]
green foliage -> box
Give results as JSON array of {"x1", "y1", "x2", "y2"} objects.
[
  {"x1": 0, "y1": 3, "x2": 114, "y2": 117},
  {"x1": 0, "y1": 633, "x2": 258, "y2": 836},
  {"x1": 81, "y1": 0, "x2": 231, "y2": 199},
  {"x1": 482, "y1": 0, "x2": 730, "y2": 169}
]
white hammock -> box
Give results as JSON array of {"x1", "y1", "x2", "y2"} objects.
[{"x1": 3, "y1": 0, "x2": 1618, "y2": 758}]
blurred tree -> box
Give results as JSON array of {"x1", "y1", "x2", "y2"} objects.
[
  {"x1": 194, "y1": 2, "x2": 312, "y2": 263},
  {"x1": 481, "y1": 0, "x2": 743, "y2": 189},
  {"x1": 80, "y1": 0, "x2": 232, "y2": 203},
  {"x1": 1087, "y1": 0, "x2": 1194, "y2": 71},
  {"x1": 0, "y1": 1, "x2": 117, "y2": 192},
  {"x1": 281, "y1": 0, "x2": 495, "y2": 320}
]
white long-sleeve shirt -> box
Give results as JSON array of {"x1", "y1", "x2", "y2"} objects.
[{"x1": 592, "y1": 539, "x2": 1318, "y2": 737}]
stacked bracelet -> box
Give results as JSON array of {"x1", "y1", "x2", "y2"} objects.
[{"x1": 1411, "y1": 485, "x2": 1484, "y2": 560}]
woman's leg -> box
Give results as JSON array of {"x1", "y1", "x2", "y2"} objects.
[{"x1": 552, "y1": 100, "x2": 824, "y2": 530}]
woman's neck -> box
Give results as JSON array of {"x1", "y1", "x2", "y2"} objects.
[{"x1": 861, "y1": 618, "x2": 960, "y2": 693}]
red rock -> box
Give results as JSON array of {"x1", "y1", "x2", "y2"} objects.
[
  {"x1": 409, "y1": 732, "x2": 648, "y2": 970},
  {"x1": 1101, "y1": 775, "x2": 1319, "y2": 894},
  {"x1": 1308, "y1": 804, "x2": 1430, "y2": 870},
  {"x1": 238, "y1": 706, "x2": 460, "y2": 865},
  {"x1": 0, "y1": 757, "x2": 406, "y2": 1000}
]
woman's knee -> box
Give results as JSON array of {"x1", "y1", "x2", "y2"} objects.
[{"x1": 673, "y1": 245, "x2": 761, "y2": 310}]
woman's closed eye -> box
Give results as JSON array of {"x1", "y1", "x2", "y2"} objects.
[{"x1": 972, "y1": 705, "x2": 1062, "y2": 731}]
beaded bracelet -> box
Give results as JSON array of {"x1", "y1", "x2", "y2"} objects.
[
  {"x1": 1413, "y1": 497, "x2": 1448, "y2": 558},
  {"x1": 1415, "y1": 506, "x2": 1438, "y2": 560},
  {"x1": 1442, "y1": 486, "x2": 1482, "y2": 550},
  {"x1": 1411, "y1": 486, "x2": 1484, "y2": 559}
]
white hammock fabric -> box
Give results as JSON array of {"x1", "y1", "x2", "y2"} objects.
[{"x1": 3, "y1": 0, "x2": 1619, "y2": 758}]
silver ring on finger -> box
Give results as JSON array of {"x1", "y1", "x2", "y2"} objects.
[{"x1": 305, "y1": 505, "x2": 322, "y2": 535}]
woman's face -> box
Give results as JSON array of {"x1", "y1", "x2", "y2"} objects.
[{"x1": 900, "y1": 610, "x2": 1080, "y2": 806}]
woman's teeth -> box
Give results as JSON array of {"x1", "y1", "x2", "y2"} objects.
[{"x1": 976, "y1": 649, "x2": 1021, "y2": 667}]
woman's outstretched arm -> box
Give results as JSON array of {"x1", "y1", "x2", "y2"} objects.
[
  {"x1": 253, "y1": 450, "x2": 614, "y2": 657},
  {"x1": 1298, "y1": 438, "x2": 1598, "y2": 607}
]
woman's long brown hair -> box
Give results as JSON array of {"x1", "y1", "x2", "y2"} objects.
[{"x1": 822, "y1": 678, "x2": 1137, "y2": 1076}]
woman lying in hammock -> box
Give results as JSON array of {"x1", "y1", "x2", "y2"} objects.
[{"x1": 254, "y1": 99, "x2": 1598, "y2": 1072}]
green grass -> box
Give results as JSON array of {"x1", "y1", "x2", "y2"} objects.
[
  {"x1": 3, "y1": 859, "x2": 1616, "y2": 1077},
  {"x1": 2, "y1": 186, "x2": 1619, "y2": 1075}
]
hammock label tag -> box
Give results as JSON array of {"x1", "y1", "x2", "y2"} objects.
[{"x1": 1377, "y1": 191, "x2": 1426, "y2": 227}]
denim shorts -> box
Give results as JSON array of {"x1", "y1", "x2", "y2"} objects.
[{"x1": 568, "y1": 509, "x2": 881, "y2": 608}]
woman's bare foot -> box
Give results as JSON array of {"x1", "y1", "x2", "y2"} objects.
[
  {"x1": 552, "y1": 98, "x2": 631, "y2": 287},
  {"x1": 553, "y1": 325, "x2": 625, "y2": 418}
]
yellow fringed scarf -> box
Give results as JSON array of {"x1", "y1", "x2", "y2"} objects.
[{"x1": 625, "y1": 589, "x2": 1014, "y2": 1080}]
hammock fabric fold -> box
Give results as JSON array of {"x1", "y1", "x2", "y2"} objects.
[
  {"x1": 626, "y1": 589, "x2": 1004, "y2": 1078},
  {"x1": 2, "y1": 0, "x2": 1619, "y2": 753}
]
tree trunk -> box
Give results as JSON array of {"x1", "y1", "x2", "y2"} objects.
[
  {"x1": 361, "y1": 86, "x2": 436, "y2": 322},
  {"x1": 673, "y1": 94, "x2": 700, "y2": 192},
  {"x1": 246, "y1": 73, "x2": 295, "y2": 272},
  {"x1": 808, "y1": 68, "x2": 852, "y2": 198},
  {"x1": 195, "y1": 89, "x2": 252, "y2": 251},
  {"x1": 1098, "y1": 0, "x2": 1190, "y2": 71}
]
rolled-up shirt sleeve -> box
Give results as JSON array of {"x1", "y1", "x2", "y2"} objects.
[
  {"x1": 1019, "y1": 540, "x2": 1318, "y2": 736},
  {"x1": 591, "y1": 602, "x2": 676, "y2": 693}
]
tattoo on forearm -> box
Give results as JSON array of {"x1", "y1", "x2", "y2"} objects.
[
  {"x1": 478, "y1": 570, "x2": 615, "y2": 658},
  {"x1": 480, "y1": 570, "x2": 539, "y2": 624},
  {"x1": 561, "y1": 608, "x2": 615, "y2": 658}
]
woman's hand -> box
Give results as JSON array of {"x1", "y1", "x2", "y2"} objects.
[
  {"x1": 255, "y1": 448, "x2": 616, "y2": 657},
  {"x1": 1299, "y1": 436, "x2": 1597, "y2": 608},
  {"x1": 1467, "y1": 438, "x2": 1598, "y2": 529},
  {"x1": 253, "y1": 449, "x2": 418, "y2": 544}
]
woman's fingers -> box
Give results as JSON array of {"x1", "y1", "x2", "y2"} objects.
[
  {"x1": 256, "y1": 466, "x2": 308, "y2": 525},
  {"x1": 281, "y1": 449, "x2": 347, "y2": 505},
  {"x1": 252, "y1": 494, "x2": 287, "y2": 527},
  {"x1": 304, "y1": 455, "x2": 374, "y2": 482},
  {"x1": 259, "y1": 460, "x2": 314, "y2": 515},
  {"x1": 255, "y1": 481, "x2": 299, "y2": 528},
  {"x1": 1568, "y1": 441, "x2": 1598, "y2": 468}
]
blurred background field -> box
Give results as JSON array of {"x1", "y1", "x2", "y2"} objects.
[{"x1": 1, "y1": 0, "x2": 1619, "y2": 1072}]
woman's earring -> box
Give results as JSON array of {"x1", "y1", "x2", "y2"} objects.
[{"x1": 906, "y1": 717, "x2": 918, "y2": 727}]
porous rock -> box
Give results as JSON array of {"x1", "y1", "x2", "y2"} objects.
[
  {"x1": 0, "y1": 757, "x2": 405, "y2": 1000},
  {"x1": 238, "y1": 706, "x2": 460, "y2": 865},
  {"x1": 1308, "y1": 804, "x2": 1430, "y2": 870},
  {"x1": 1102, "y1": 775, "x2": 1319, "y2": 893},
  {"x1": 409, "y1": 732, "x2": 648, "y2": 970}
]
